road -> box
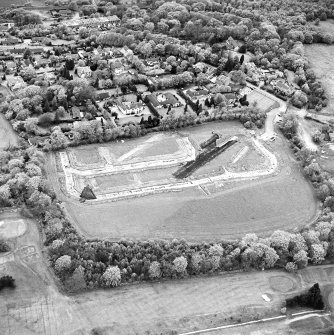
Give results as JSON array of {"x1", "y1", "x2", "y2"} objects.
[{"x1": 246, "y1": 82, "x2": 287, "y2": 141}]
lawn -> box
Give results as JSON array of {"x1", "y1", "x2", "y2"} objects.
[
  {"x1": 247, "y1": 89, "x2": 278, "y2": 113},
  {"x1": 305, "y1": 43, "x2": 334, "y2": 115}
]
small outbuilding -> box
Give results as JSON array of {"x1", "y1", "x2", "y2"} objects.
[{"x1": 80, "y1": 185, "x2": 96, "y2": 200}]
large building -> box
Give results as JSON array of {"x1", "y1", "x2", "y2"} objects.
[
  {"x1": 118, "y1": 101, "x2": 145, "y2": 115},
  {"x1": 63, "y1": 15, "x2": 120, "y2": 28}
]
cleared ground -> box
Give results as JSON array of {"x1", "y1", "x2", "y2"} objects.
[
  {"x1": 0, "y1": 108, "x2": 19, "y2": 150},
  {"x1": 64, "y1": 163, "x2": 317, "y2": 241},
  {"x1": 305, "y1": 42, "x2": 334, "y2": 115},
  {"x1": 247, "y1": 89, "x2": 279, "y2": 113},
  {"x1": 46, "y1": 120, "x2": 318, "y2": 241}
]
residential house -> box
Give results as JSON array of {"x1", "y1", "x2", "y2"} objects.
[
  {"x1": 118, "y1": 101, "x2": 145, "y2": 115},
  {"x1": 146, "y1": 92, "x2": 181, "y2": 108},
  {"x1": 145, "y1": 58, "x2": 160, "y2": 67},
  {"x1": 222, "y1": 92, "x2": 237, "y2": 106},
  {"x1": 44, "y1": 72, "x2": 57, "y2": 85},
  {"x1": 96, "y1": 91, "x2": 110, "y2": 102},
  {"x1": 109, "y1": 15, "x2": 121, "y2": 27},
  {"x1": 71, "y1": 107, "x2": 81, "y2": 120},
  {"x1": 5, "y1": 61, "x2": 16, "y2": 73},
  {"x1": 77, "y1": 66, "x2": 92, "y2": 78},
  {"x1": 28, "y1": 136, "x2": 51, "y2": 147},
  {"x1": 4, "y1": 37, "x2": 21, "y2": 45},
  {"x1": 7, "y1": 76, "x2": 27, "y2": 91},
  {"x1": 272, "y1": 80, "x2": 293, "y2": 97},
  {"x1": 111, "y1": 61, "x2": 125, "y2": 75},
  {"x1": 185, "y1": 87, "x2": 209, "y2": 100},
  {"x1": 120, "y1": 46, "x2": 133, "y2": 58}
]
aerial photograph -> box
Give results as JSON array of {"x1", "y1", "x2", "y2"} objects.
[{"x1": 0, "y1": 0, "x2": 334, "y2": 334}]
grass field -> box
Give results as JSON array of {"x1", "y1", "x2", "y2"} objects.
[
  {"x1": 318, "y1": 144, "x2": 334, "y2": 173},
  {"x1": 305, "y1": 42, "x2": 334, "y2": 115},
  {"x1": 66, "y1": 161, "x2": 316, "y2": 241}
]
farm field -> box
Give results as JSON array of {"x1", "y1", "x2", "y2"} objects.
[{"x1": 305, "y1": 42, "x2": 334, "y2": 115}]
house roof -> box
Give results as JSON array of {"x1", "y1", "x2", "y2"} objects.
[
  {"x1": 147, "y1": 92, "x2": 178, "y2": 107},
  {"x1": 119, "y1": 101, "x2": 144, "y2": 111},
  {"x1": 221, "y1": 92, "x2": 237, "y2": 100},
  {"x1": 186, "y1": 89, "x2": 208, "y2": 97},
  {"x1": 71, "y1": 107, "x2": 81, "y2": 118},
  {"x1": 96, "y1": 91, "x2": 110, "y2": 100}
]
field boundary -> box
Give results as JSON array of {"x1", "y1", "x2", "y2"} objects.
[{"x1": 179, "y1": 310, "x2": 331, "y2": 335}]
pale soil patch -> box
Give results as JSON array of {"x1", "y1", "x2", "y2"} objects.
[{"x1": 0, "y1": 219, "x2": 26, "y2": 239}]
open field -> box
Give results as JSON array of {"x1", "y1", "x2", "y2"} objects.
[
  {"x1": 318, "y1": 144, "x2": 334, "y2": 173},
  {"x1": 247, "y1": 89, "x2": 279, "y2": 112},
  {"x1": 305, "y1": 43, "x2": 334, "y2": 115},
  {"x1": 63, "y1": 163, "x2": 317, "y2": 241},
  {"x1": 0, "y1": 113, "x2": 19, "y2": 150},
  {"x1": 0, "y1": 210, "x2": 332, "y2": 335},
  {"x1": 1, "y1": 220, "x2": 333, "y2": 335}
]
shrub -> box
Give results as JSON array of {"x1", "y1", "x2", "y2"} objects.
[
  {"x1": 148, "y1": 261, "x2": 161, "y2": 279},
  {"x1": 0, "y1": 276, "x2": 15, "y2": 291},
  {"x1": 0, "y1": 240, "x2": 10, "y2": 253},
  {"x1": 286, "y1": 283, "x2": 324, "y2": 310}
]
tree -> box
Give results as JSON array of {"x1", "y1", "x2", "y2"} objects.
[
  {"x1": 173, "y1": 256, "x2": 187, "y2": 275},
  {"x1": 55, "y1": 255, "x2": 71, "y2": 275},
  {"x1": 149, "y1": 261, "x2": 161, "y2": 279},
  {"x1": 50, "y1": 127, "x2": 69, "y2": 150},
  {"x1": 310, "y1": 244, "x2": 326, "y2": 264},
  {"x1": 102, "y1": 266, "x2": 121, "y2": 287},
  {"x1": 293, "y1": 250, "x2": 308, "y2": 268}
]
